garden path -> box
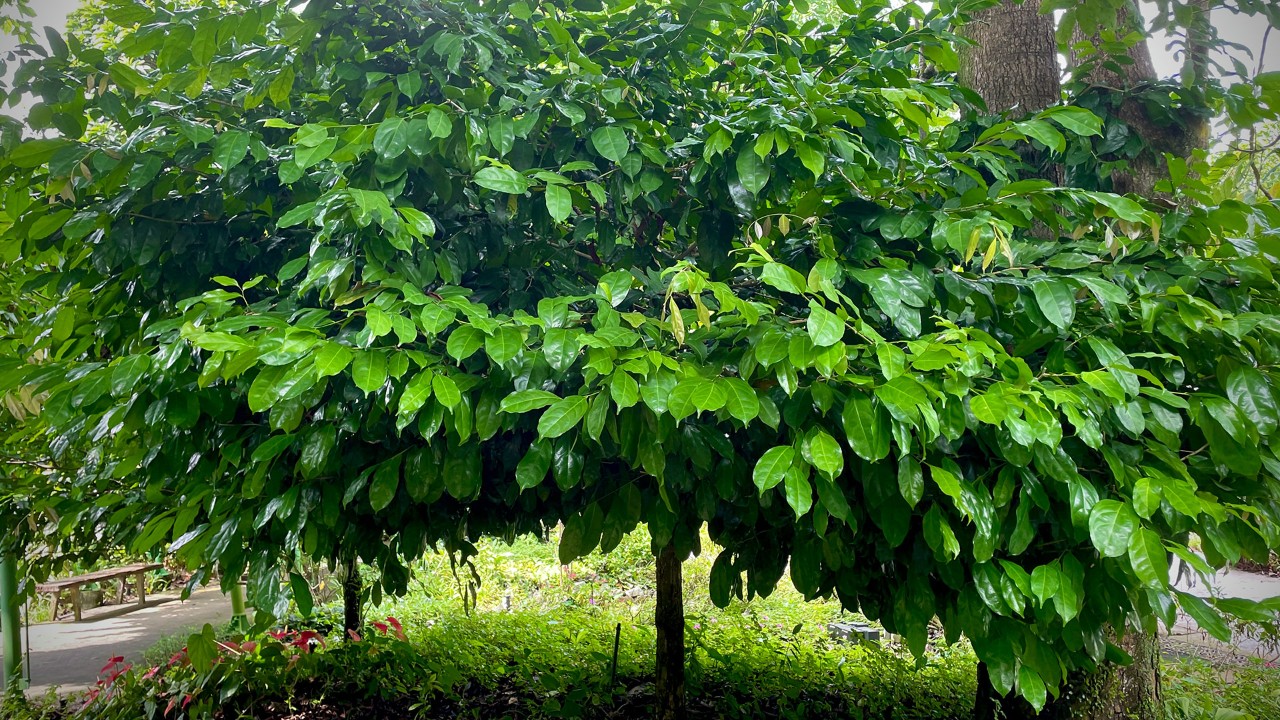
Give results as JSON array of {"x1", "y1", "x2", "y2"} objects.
[
  {"x1": 1170, "y1": 564, "x2": 1280, "y2": 659},
  {"x1": 3, "y1": 586, "x2": 236, "y2": 696}
]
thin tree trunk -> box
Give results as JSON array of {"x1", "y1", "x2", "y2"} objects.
[
  {"x1": 958, "y1": 0, "x2": 1061, "y2": 115},
  {"x1": 342, "y1": 557, "x2": 362, "y2": 635},
  {"x1": 654, "y1": 543, "x2": 685, "y2": 720}
]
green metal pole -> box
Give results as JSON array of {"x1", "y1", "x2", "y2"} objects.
[
  {"x1": 0, "y1": 552, "x2": 22, "y2": 691},
  {"x1": 229, "y1": 580, "x2": 249, "y2": 632}
]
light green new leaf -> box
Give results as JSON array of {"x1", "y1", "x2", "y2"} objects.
[
  {"x1": 1088, "y1": 499, "x2": 1139, "y2": 558},
  {"x1": 538, "y1": 395, "x2": 588, "y2": 439}
]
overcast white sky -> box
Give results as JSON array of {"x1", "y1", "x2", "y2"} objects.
[{"x1": 2, "y1": 0, "x2": 1277, "y2": 87}]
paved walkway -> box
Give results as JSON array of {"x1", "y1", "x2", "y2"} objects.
[
  {"x1": 1170, "y1": 564, "x2": 1280, "y2": 659},
  {"x1": 3, "y1": 587, "x2": 238, "y2": 695}
]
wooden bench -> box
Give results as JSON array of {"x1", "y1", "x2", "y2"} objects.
[{"x1": 35, "y1": 563, "x2": 162, "y2": 622}]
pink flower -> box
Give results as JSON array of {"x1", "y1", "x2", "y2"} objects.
[{"x1": 693, "y1": 623, "x2": 702, "y2": 630}]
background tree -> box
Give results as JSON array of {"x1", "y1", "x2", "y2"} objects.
[{"x1": 3, "y1": 1, "x2": 1280, "y2": 719}]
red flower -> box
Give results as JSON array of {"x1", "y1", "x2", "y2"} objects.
[
  {"x1": 290, "y1": 630, "x2": 325, "y2": 652},
  {"x1": 100, "y1": 656, "x2": 125, "y2": 674},
  {"x1": 347, "y1": 629, "x2": 363, "y2": 642}
]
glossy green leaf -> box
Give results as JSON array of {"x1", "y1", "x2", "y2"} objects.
[
  {"x1": 753, "y1": 446, "x2": 795, "y2": 494},
  {"x1": 590, "y1": 126, "x2": 630, "y2": 162},
  {"x1": 474, "y1": 166, "x2": 529, "y2": 194},
  {"x1": 1088, "y1": 499, "x2": 1139, "y2": 558},
  {"x1": 538, "y1": 395, "x2": 588, "y2": 439}
]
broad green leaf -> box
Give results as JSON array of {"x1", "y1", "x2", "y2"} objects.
[
  {"x1": 736, "y1": 147, "x2": 769, "y2": 195},
  {"x1": 969, "y1": 391, "x2": 1010, "y2": 425},
  {"x1": 1131, "y1": 476, "x2": 1161, "y2": 518},
  {"x1": 369, "y1": 456, "x2": 401, "y2": 511},
  {"x1": 723, "y1": 377, "x2": 760, "y2": 423},
  {"x1": 898, "y1": 456, "x2": 923, "y2": 507},
  {"x1": 590, "y1": 126, "x2": 630, "y2": 162},
  {"x1": 484, "y1": 327, "x2": 523, "y2": 366},
  {"x1": 398, "y1": 371, "x2": 434, "y2": 418},
  {"x1": 290, "y1": 572, "x2": 313, "y2": 617},
  {"x1": 352, "y1": 351, "x2": 388, "y2": 394},
  {"x1": 474, "y1": 166, "x2": 529, "y2": 194},
  {"x1": 1029, "y1": 564, "x2": 1059, "y2": 605},
  {"x1": 314, "y1": 343, "x2": 353, "y2": 378},
  {"x1": 446, "y1": 325, "x2": 485, "y2": 361},
  {"x1": 1226, "y1": 367, "x2": 1279, "y2": 436},
  {"x1": 432, "y1": 373, "x2": 461, "y2": 409},
  {"x1": 802, "y1": 429, "x2": 844, "y2": 478},
  {"x1": 1088, "y1": 499, "x2": 1139, "y2": 558},
  {"x1": 426, "y1": 108, "x2": 452, "y2": 138},
  {"x1": 1128, "y1": 528, "x2": 1168, "y2": 587},
  {"x1": 783, "y1": 462, "x2": 813, "y2": 518},
  {"x1": 373, "y1": 117, "x2": 409, "y2": 159},
  {"x1": 1031, "y1": 279, "x2": 1075, "y2": 331},
  {"x1": 212, "y1": 130, "x2": 250, "y2": 173},
  {"x1": 928, "y1": 464, "x2": 964, "y2": 505},
  {"x1": 516, "y1": 441, "x2": 553, "y2": 490},
  {"x1": 753, "y1": 446, "x2": 795, "y2": 494},
  {"x1": 1018, "y1": 666, "x2": 1047, "y2": 713},
  {"x1": 759, "y1": 262, "x2": 808, "y2": 294},
  {"x1": 538, "y1": 395, "x2": 588, "y2": 439},
  {"x1": 545, "y1": 184, "x2": 572, "y2": 222},
  {"x1": 1176, "y1": 592, "x2": 1232, "y2": 642},
  {"x1": 806, "y1": 301, "x2": 844, "y2": 347},
  {"x1": 501, "y1": 389, "x2": 562, "y2": 413},
  {"x1": 842, "y1": 393, "x2": 890, "y2": 461}
]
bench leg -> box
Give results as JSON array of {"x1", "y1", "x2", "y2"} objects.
[
  {"x1": 136, "y1": 572, "x2": 146, "y2": 607},
  {"x1": 70, "y1": 587, "x2": 82, "y2": 622},
  {"x1": 50, "y1": 592, "x2": 60, "y2": 622},
  {"x1": 118, "y1": 577, "x2": 127, "y2": 605}
]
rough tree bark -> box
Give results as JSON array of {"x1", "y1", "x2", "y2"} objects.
[
  {"x1": 654, "y1": 543, "x2": 685, "y2": 720},
  {"x1": 958, "y1": 0, "x2": 1061, "y2": 115},
  {"x1": 1069, "y1": 1, "x2": 1209, "y2": 197},
  {"x1": 342, "y1": 557, "x2": 362, "y2": 635}
]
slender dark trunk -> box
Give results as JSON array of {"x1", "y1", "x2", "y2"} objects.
[
  {"x1": 654, "y1": 543, "x2": 685, "y2": 720},
  {"x1": 342, "y1": 558, "x2": 362, "y2": 635}
]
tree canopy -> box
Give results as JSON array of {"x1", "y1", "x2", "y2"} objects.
[{"x1": 3, "y1": 0, "x2": 1280, "y2": 710}]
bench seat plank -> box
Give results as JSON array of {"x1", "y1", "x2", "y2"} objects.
[{"x1": 34, "y1": 563, "x2": 162, "y2": 593}]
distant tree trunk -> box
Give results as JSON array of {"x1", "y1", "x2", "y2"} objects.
[
  {"x1": 342, "y1": 557, "x2": 362, "y2": 635},
  {"x1": 654, "y1": 543, "x2": 685, "y2": 720},
  {"x1": 958, "y1": 0, "x2": 1061, "y2": 115},
  {"x1": 1069, "y1": 0, "x2": 1208, "y2": 197}
]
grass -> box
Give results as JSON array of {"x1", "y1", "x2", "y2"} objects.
[{"x1": 7, "y1": 526, "x2": 1280, "y2": 719}]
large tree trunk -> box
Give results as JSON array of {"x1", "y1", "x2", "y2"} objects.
[
  {"x1": 958, "y1": 0, "x2": 1061, "y2": 115},
  {"x1": 342, "y1": 557, "x2": 362, "y2": 636},
  {"x1": 654, "y1": 543, "x2": 685, "y2": 720},
  {"x1": 960, "y1": 4, "x2": 1169, "y2": 718}
]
